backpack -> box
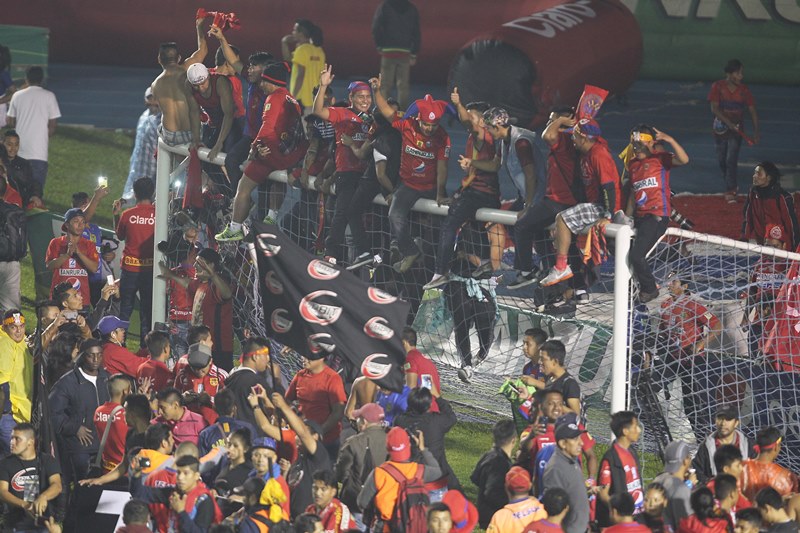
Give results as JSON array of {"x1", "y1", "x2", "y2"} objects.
[
  {"x1": 250, "y1": 512, "x2": 293, "y2": 533},
  {"x1": 0, "y1": 202, "x2": 27, "y2": 262},
  {"x1": 380, "y1": 463, "x2": 429, "y2": 533}
]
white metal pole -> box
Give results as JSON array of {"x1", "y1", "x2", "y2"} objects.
[
  {"x1": 610, "y1": 223, "x2": 633, "y2": 413},
  {"x1": 151, "y1": 139, "x2": 172, "y2": 324}
]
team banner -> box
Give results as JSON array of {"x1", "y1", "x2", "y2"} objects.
[{"x1": 252, "y1": 221, "x2": 409, "y2": 391}]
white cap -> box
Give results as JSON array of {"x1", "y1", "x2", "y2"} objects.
[{"x1": 187, "y1": 63, "x2": 209, "y2": 85}]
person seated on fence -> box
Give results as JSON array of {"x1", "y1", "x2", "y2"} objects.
[
  {"x1": 0, "y1": 309, "x2": 34, "y2": 432},
  {"x1": 634, "y1": 482, "x2": 669, "y2": 533},
  {"x1": 652, "y1": 440, "x2": 694, "y2": 530},
  {"x1": 294, "y1": 84, "x2": 335, "y2": 193},
  {"x1": 734, "y1": 507, "x2": 763, "y2": 533},
  {"x1": 540, "y1": 340, "x2": 582, "y2": 416},
  {"x1": 538, "y1": 118, "x2": 621, "y2": 288},
  {"x1": 46, "y1": 207, "x2": 99, "y2": 306},
  {"x1": 541, "y1": 418, "x2": 590, "y2": 533},
  {"x1": 692, "y1": 403, "x2": 753, "y2": 485},
  {"x1": 423, "y1": 89, "x2": 497, "y2": 290},
  {"x1": 623, "y1": 124, "x2": 689, "y2": 303},
  {"x1": 215, "y1": 61, "x2": 308, "y2": 243},
  {"x1": 197, "y1": 388, "x2": 256, "y2": 455},
  {"x1": 304, "y1": 469, "x2": 357, "y2": 531},
  {"x1": 269, "y1": 391, "x2": 332, "y2": 520},
  {"x1": 357, "y1": 426, "x2": 442, "y2": 532},
  {"x1": 49, "y1": 338, "x2": 110, "y2": 494},
  {"x1": 705, "y1": 445, "x2": 752, "y2": 518},
  {"x1": 470, "y1": 419, "x2": 515, "y2": 526},
  {"x1": 741, "y1": 426, "x2": 800, "y2": 501},
  {"x1": 395, "y1": 387, "x2": 460, "y2": 499},
  {"x1": 174, "y1": 342, "x2": 228, "y2": 426},
  {"x1": 676, "y1": 486, "x2": 732, "y2": 533},
  {"x1": 136, "y1": 330, "x2": 174, "y2": 393},
  {"x1": 742, "y1": 161, "x2": 799, "y2": 249},
  {"x1": 284, "y1": 348, "x2": 347, "y2": 462},
  {"x1": 93, "y1": 373, "x2": 133, "y2": 475},
  {"x1": 153, "y1": 386, "x2": 208, "y2": 446},
  {"x1": 371, "y1": 76, "x2": 451, "y2": 275},
  {"x1": 129, "y1": 454, "x2": 223, "y2": 532},
  {"x1": 755, "y1": 487, "x2": 799, "y2": 533},
  {"x1": 0, "y1": 423, "x2": 63, "y2": 533},
  {"x1": 596, "y1": 411, "x2": 644, "y2": 528},
  {"x1": 97, "y1": 315, "x2": 145, "y2": 378},
  {"x1": 485, "y1": 465, "x2": 546, "y2": 533}
]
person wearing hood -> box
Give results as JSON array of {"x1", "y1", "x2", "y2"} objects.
[
  {"x1": 741, "y1": 161, "x2": 799, "y2": 249},
  {"x1": 372, "y1": 0, "x2": 420, "y2": 109}
]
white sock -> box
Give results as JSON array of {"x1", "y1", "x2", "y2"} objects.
[{"x1": 229, "y1": 221, "x2": 242, "y2": 231}]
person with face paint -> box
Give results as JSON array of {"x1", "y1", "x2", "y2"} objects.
[{"x1": 623, "y1": 124, "x2": 689, "y2": 303}]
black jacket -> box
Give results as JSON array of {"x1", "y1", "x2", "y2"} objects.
[
  {"x1": 596, "y1": 444, "x2": 642, "y2": 527},
  {"x1": 49, "y1": 367, "x2": 110, "y2": 455},
  {"x1": 691, "y1": 429, "x2": 753, "y2": 485},
  {"x1": 470, "y1": 446, "x2": 512, "y2": 528},
  {"x1": 372, "y1": 0, "x2": 421, "y2": 55},
  {"x1": 3, "y1": 154, "x2": 42, "y2": 206},
  {"x1": 394, "y1": 396, "x2": 460, "y2": 490}
]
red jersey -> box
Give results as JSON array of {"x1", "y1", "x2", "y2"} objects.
[
  {"x1": 116, "y1": 203, "x2": 155, "y2": 272},
  {"x1": 599, "y1": 444, "x2": 644, "y2": 513},
  {"x1": 546, "y1": 132, "x2": 579, "y2": 206},
  {"x1": 523, "y1": 519, "x2": 565, "y2": 533},
  {"x1": 209, "y1": 68, "x2": 245, "y2": 119},
  {"x1": 93, "y1": 401, "x2": 127, "y2": 472},
  {"x1": 579, "y1": 138, "x2": 621, "y2": 211},
  {"x1": 660, "y1": 295, "x2": 720, "y2": 351},
  {"x1": 145, "y1": 466, "x2": 176, "y2": 533},
  {"x1": 136, "y1": 358, "x2": 173, "y2": 393},
  {"x1": 403, "y1": 349, "x2": 441, "y2": 394},
  {"x1": 168, "y1": 265, "x2": 195, "y2": 322},
  {"x1": 708, "y1": 80, "x2": 755, "y2": 134},
  {"x1": 305, "y1": 498, "x2": 356, "y2": 533},
  {"x1": 327, "y1": 106, "x2": 370, "y2": 173},
  {"x1": 462, "y1": 128, "x2": 498, "y2": 196},
  {"x1": 604, "y1": 523, "x2": 653, "y2": 533},
  {"x1": 393, "y1": 118, "x2": 450, "y2": 191},
  {"x1": 3, "y1": 186, "x2": 22, "y2": 208},
  {"x1": 189, "y1": 279, "x2": 233, "y2": 353},
  {"x1": 741, "y1": 458, "x2": 799, "y2": 500},
  {"x1": 285, "y1": 366, "x2": 347, "y2": 444},
  {"x1": 705, "y1": 478, "x2": 751, "y2": 517},
  {"x1": 254, "y1": 87, "x2": 308, "y2": 168},
  {"x1": 629, "y1": 152, "x2": 673, "y2": 218},
  {"x1": 191, "y1": 74, "x2": 239, "y2": 127},
  {"x1": 46, "y1": 236, "x2": 98, "y2": 303},
  {"x1": 103, "y1": 342, "x2": 145, "y2": 378},
  {"x1": 677, "y1": 515, "x2": 729, "y2": 533},
  {"x1": 173, "y1": 354, "x2": 228, "y2": 396}
]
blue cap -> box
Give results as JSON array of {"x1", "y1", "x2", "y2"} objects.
[
  {"x1": 252, "y1": 437, "x2": 277, "y2": 451},
  {"x1": 97, "y1": 315, "x2": 130, "y2": 336},
  {"x1": 62, "y1": 208, "x2": 86, "y2": 231}
]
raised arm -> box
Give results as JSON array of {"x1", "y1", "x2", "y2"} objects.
[
  {"x1": 312, "y1": 65, "x2": 333, "y2": 121},
  {"x1": 209, "y1": 26, "x2": 244, "y2": 74},
  {"x1": 184, "y1": 17, "x2": 209, "y2": 67},
  {"x1": 654, "y1": 129, "x2": 689, "y2": 166},
  {"x1": 368, "y1": 75, "x2": 396, "y2": 122}
]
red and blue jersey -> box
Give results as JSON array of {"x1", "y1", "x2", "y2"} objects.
[{"x1": 629, "y1": 152, "x2": 672, "y2": 218}]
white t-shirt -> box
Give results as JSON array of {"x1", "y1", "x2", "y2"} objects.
[{"x1": 7, "y1": 85, "x2": 61, "y2": 161}]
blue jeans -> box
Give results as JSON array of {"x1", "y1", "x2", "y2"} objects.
[
  {"x1": 119, "y1": 268, "x2": 153, "y2": 340},
  {"x1": 715, "y1": 134, "x2": 743, "y2": 193},
  {"x1": 388, "y1": 183, "x2": 436, "y2": 255},
  {"x1": 435, "y1": 188, "x2": 499, "y2": 275},
  {"x1": 0, "y1": 413, "x2": 15, "y2": 456},
  {"x1": 29, "y1": 160, "x2": 48, "y2": 191}
]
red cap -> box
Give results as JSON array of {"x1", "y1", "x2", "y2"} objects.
[
  {"x1": 386, "y1": 427, "x2": 411, "y2": 462},
  {"x1": 765, "y1": 223, "x2": 788, "y2": 245},
  {"x1": 416, "y1": 94, "x2": 447, "y2": 124},
  {"x1": 352, "y1": 403, "x2": 385, "y2": 424},
  {"x1": 442, "y1": 490, "x2": 479, "y2": 533},
  {"x1": 505, "y1": 465, "x2": 532, "y2": 493}
]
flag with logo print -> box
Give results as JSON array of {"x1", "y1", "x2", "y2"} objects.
[{"x1": 252, "y1": 221, "x2": 409, "y2": 391}]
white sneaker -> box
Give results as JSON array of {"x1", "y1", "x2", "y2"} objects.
[
  {"x1": 540, "y1": 265, "x2": 574, "y2": 287},
  {"x1": 457, "y1": 365, "x2": 474, "y2": 383}
]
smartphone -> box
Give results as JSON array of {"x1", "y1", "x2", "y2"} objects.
[
  {"x1": 64, "y1": 311, "x2": 78, "y2": 321},
  {"x1": 107, "y1": 274, "x2": 115, "y2": 285},
  {"x1": 98, "y1": 176, "x2": 108, "y2": 188}
]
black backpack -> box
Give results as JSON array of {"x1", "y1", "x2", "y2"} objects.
[{"x1": 0, "y1": 202, "x2": 27, "y2": 262}]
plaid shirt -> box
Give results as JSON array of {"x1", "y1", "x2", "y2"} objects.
[{"x1": 126, "y1": 109, "x2": 160, "y2": 187}]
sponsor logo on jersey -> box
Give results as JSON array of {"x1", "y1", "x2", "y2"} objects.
[
  {"x1": 363, "y1": 316, "x2": 394, "y2": 340},
  {"x1": 633, "y1": 176, "x2": 659, "y2": 191},
  {"x1": 413, "y1": 162, "x2": 426, "y2": 173},
  {"x1": 299, "y1": 290, "x2": 342, "y2": 325},
  {"x1": 129, "y1": 214, "x2": 155, "y2": 225},
  {"x1": 404, "y1": 145, "x2": 435, "y2": 159}
]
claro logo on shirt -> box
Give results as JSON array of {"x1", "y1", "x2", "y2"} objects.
[{"x1": 129, "y1": 214, "x2": 155, "y2": 225}]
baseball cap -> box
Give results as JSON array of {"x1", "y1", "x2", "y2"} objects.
[
  {"x1": 555, "y1": 419, "x2": 587, "y2": 441},
  {"x1": 97, "y1": 315, "x2": 130, "y2": 336},
  {"x1": 187, "y1": 342, "x2": 212, "y2": 369},
  {"x1": 575, "y1": 118, "x2": 602, "y2": 138},
  {"x1": 386, "y1": 426, "x2": 411, "y2": 462},
  {"x1": 505, "y1": 465, "x2": 532, "y2": 493},
  {"x1": 483, "y1": 107, "x2": 510, "y2": 128},
  {"x1": 716, "y1": 404, "x2": 739, "y2": 420},
  {"x1": 252, "y1": 437, "x2": 278, "y2": 451},
  {"x1": 442, "y1": 489, "x2": 479, "y2": 533},
  {"x1": 352, "y1": 403, "x2": 385, "y2": 424},
  {"x1": 187, "y1": 63, "x2": 209, "y2": 85},
  {"x1": 663, "y1": 440, "x2": 691, "y2": 473},
  {"x1": 62, "y1": 207, "x2": 86, "y2": 231}
]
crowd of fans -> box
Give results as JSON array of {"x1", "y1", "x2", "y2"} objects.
[{"x1": 0, "y1": 0, "x2": 798, "y2": 531}]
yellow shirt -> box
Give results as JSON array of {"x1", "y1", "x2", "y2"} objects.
[
  {"x1": 290, "y1": 43, "x2": 326, "y2": 107},
  {"x1": 487, "y1": 496, "x2": 547, "y2": 533},
  {"x1": 0, "y1": 330, "x2": 33, "y2": 423}
]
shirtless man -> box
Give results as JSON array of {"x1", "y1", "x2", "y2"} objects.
[{"x1": 150, "y1": 17, "x2": 208, "y2": 147}]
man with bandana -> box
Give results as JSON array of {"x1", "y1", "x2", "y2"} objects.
[
  {"x1": 371, "y1": 75, "x2": 450, "y2": 274},
  {"x1": 0, "y1": 310, "x2": 33, "y2": 453},
  {"x1": 622, "y1": 124, "x2": 689, "y2": 303},
  {"x1": 539, "y1": 118, "x2": 621, "y2": 288}
]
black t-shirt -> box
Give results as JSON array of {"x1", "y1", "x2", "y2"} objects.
[
  {"x1": 286, "y1": 444, "x2": 330, "y2": 518},
  {"x1": 216, "y1": 461, "x2": 252, "y2": 492},
  {"x1": 126, "y1": 428, "x2": 146, "y2": 453},
  {"x1": 545, "y1": 371, "x2": 581, "y2": 404},
  {"x1": 224, "y1": 368, "x2": 273, "y2": 433},
  {"x1": 769, "y1": 522, "x2": 800, "y2": 533},
  {"x1": 0, "y1": 453, "x2": 61, "y2": 528}
]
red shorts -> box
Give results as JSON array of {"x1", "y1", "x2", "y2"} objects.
[{"x1": 244, "y1": 158, "x2": 280, "y2": 185}]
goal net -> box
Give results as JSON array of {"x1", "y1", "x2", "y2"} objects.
[{"x1": 632, "y1": 227, "x2": 800, "y2": 472}]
